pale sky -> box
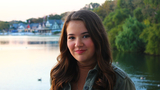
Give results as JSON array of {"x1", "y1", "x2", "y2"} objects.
[{"x1": 0, "y1": 0, "x2": 106, "y2": 22}]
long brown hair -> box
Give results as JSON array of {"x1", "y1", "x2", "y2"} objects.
[{"x1": 50, "y1": 10, "x2": 116, "y2": 90}]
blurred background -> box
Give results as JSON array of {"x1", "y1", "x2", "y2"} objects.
[{"x1": 0, "y1": 0, "x2": 160, "y2": 90}]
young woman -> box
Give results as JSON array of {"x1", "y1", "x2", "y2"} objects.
[{"x1": 50, "y1": 10, "x2": 136, "y2": 90}]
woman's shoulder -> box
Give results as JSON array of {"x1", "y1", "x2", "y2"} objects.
[
  {"x1": 112, "y1": 64, "x2": 128, "y2": 79},
  {"x1": 112, "y1": 64, "x2": 136, "y2": 90}
]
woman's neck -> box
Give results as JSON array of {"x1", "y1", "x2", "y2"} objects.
[
  {"x1": 77, "y1": 61, "x2": 96, "y2": 71},
  {"x1": 71, "y1": 61, "x2": 96, "y2": 90}
]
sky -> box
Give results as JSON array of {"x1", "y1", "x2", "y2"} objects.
[{"x1": 0, "y1": 0, "x2": 106, "y2": 22}]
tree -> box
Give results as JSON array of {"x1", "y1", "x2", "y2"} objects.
[
  {"x1": 27, "y1": 18, "x2": 37, "y2": 23},
  {"x1": 117, "y1": 0, "x2": 135, "y2": 13},
  {"x1": 108, "y1": 25, "x2": 123, "y2": 49},
  {"x1": 81, "y1": 2, "x2": 100, "y2": 10},
  {"x1": 49, "y1": 14, "x2": 62, "y2": 20},
  {"x1": 115, "y1": 16, "x2": 145, "y2": 52},
  {"x1": 141, "y1": 5, "x2": 155, "y2": 23},
  {"x1": 60, "y1": 12, "x2": 70, "y2": 21},
  {"x1": 154, "y1": 10, "x2": 160, "y2": 23},
  {"x1": 26, "y1": 14, "x2": 63, "y2": 23},
  {"x1": 144, "y1": 0, "x2": 160, "y2": 8},
  {"x1": 0, "y1": 21, "x2": 9, "y2": 31},
  {"x1": 93, "y1": 0, "x2": 117, "y2": 20},
  {"x1": 103, "y1": 8, "x2": 130, "y2": 31},
  {"x1": 142, "y1": 0, "x2": 160, "y2": 23},
  {"x1": 132, "y1": 0, "x2": 144, "y2": 9},
  {"x1": 140, "y1": 24, "x2": 160, "y2": 55},
  {"x1": 133, "y1": 7, "x2": 143, "y2": 22}
]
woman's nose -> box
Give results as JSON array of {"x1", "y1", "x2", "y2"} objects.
[{"x1": 75, "y1": 38, "x2": 83, "y2": 47}]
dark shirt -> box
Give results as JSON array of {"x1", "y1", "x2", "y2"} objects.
[{"x1": 62, "y1": 64, "x2": 136, "y2": 90}]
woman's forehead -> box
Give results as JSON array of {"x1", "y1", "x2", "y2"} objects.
[{"x1": 66, "y1": 20, "x2": 88, "y2": 35}]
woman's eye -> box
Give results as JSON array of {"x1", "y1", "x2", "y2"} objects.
[
  {"x1": 83, "y1": 35, "x2": 90, "y2": 38},
  {"x1": 68, "y1": 37, "x2": 75, "y2": 39}
]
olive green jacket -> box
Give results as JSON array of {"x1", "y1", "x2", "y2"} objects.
[{"x1": 62, "y1": 64, "x2": 136, "y2": 90}]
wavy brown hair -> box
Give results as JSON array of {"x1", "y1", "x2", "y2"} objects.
[{"x1": 50, "y1": 10, "x2": 116, "y2": 90}]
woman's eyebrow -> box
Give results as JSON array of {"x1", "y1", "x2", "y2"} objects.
[
  {"x1": 81, "y1": 32, "x2": 89, "y2": 34},
  {"x1": 67, "y1": 32, "x2": 89, "y2": 36},
  {"x1": 67, "y1": 34, "x2": 74, "y2": 36}
]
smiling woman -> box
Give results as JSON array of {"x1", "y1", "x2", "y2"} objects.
[
  {"x1": 50, "y1": 10, "x2": 136, "y2": 90},
  {"x1": 67, "y1": 20, "x2": 96, "y2": 66}
]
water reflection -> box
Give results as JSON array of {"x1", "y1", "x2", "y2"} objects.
[
  {"x1": 0, "y1": 36, "x2": 59, "y2": 50},
  {"x1": 0, "y1": 41, "x2": 9, "y2": 44},
  {"x1": 28, "y1": 41, "x2": 58, "y2": 45},
  {"x1": 0, "y1": 36, "x2": 60, "y2": 90},
  {"x1": 0, "y1": 36, "x2": 160, "y2": 90},
  {"x1": 112, "y1": 50, "x2": 160, "y2": 90}
]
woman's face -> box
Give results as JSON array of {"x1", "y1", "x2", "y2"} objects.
[{"x1": 66, "y1": 20, "x2": 96, "y2": 65}]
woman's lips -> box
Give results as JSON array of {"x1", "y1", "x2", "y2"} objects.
[{"x1": 75, "y1": 50, "x2": 86, "y2": 54}]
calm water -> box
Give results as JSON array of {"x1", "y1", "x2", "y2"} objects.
[
  {"x1": 112, "y1": 51, "x2": 160, "y2": 90},
  {"x1": 0, "y1": 36, "x2": 160, "y2": 90}
]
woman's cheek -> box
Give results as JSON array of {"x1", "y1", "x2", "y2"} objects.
[{"x1": 67, "y1": 41, "x2": 74, "y2": 50}]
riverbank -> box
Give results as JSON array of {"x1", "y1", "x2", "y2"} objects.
[{"x1": 0, "y1": 32, "x2": 61, "y2": 36}]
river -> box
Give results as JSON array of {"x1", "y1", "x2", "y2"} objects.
[{"x1": 0, "y1": 36, "x2": 160, "y2": 90}]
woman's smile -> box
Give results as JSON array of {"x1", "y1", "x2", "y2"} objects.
[{"x1": 75, "y1": 50, "x2": 86, "y2": 54}]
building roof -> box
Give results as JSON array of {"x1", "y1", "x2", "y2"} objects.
[
  {"x1": 10, "y1": 19, "x2": 63, "y2": 30},
  {"x1": 48, "y1": 20, "x2": 63, "y2": 25},
  {"x1": 12, "y1": 24, "x2": 19, "y2": 28}
]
